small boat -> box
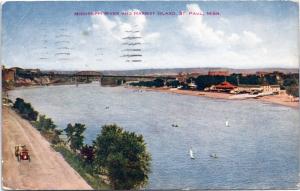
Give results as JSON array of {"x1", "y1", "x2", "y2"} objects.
[
  {"x1": 225, "y1": 120, "x2": 229, "y2": 127},
  {"x1": 189, "y1": 148, "x2": 195, "y2": 159},
  {"x1": 171, "y1": 124, "x2": 179, "y2": 127},
  {"x1": 210, "y1": 154, "x2": 218, "y2": 158},
  {"x1": 105, "y1": 106, "x2": 109, "y2": 109}
]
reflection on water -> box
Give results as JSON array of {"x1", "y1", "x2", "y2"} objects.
[{"x1": 8, "y1": 83, "x2": 300, "y2": 189}]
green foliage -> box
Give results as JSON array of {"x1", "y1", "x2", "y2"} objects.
[
  {"x1": 53, "y1": 145, "x2": 110, "y2": 190},
  {"x1": 93, "y1": 124, "x2": 151, "y2": 189},
  {"x1": 64, "y1": 123, "x2": 86, "y2": 152},
  {"x1": 283, "y1": 78, "x2": 298, "y2": 87},
  {"x1": 166, "y1": 80, "x2": 180, "y2": 88},
  {"x1": 80, "y1": 144, "x2": 95, "y2": 164},
  {"x1": 130, "y1": 78, "x2": 164, "y2": 87},
  {"x1": 13, "y1": 98, "x2": 38, "y2": 121},
  {"x1": 282, "y1": 75, "x2": 299, "y2": 97},
  {"x1": 195, "y1": 75, "x2": 226, "y2": 90},
  {"x1": 33, "y1": 115, "x2": 62, "y2": 144},
  {"x1": 34, "y1": 115, "x2": 56, "y2": 132},
  {"x1": 264, "y1": 74, "x2": 278, "y2": 85},
  {"x1": 286, "y1": 85, "x2": 299, "y2": 97}
]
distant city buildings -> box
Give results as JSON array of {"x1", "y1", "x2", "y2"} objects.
[
  {"x1": 208, "y1": 70, "x2": 229, "y2": 76},
  {"x1": 2, "y1": 66, "x2": 16, "y2": 83}
]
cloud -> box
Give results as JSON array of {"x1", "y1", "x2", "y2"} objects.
[
  {"x1": 178, "y1": 4, "x2": 262, "y2": 49},
  {"x1": 241, "y1": 30, "x2": 262, "y2": 46},
  {"x1": 178, "y1": 4, "x2": 224, "y2": 47}
]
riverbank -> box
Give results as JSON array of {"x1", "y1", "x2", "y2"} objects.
[
  {"x1": 128, "y1": 87, "x2": 299, "y2": 108},
  {"x1": 2, "y1": 106, "x2": 92, "y2": 190}
]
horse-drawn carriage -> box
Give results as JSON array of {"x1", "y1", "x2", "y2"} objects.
[{"x1": 15, "y1": 145, "x2": 31, "y2": 162}]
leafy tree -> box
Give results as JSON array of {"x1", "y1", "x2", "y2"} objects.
[
  {"x1": 64, "y1": 123, "x2": 86, "y2": 152},
  {"x1": 13, "y1": 98, "x2": 25, "y2": 110},
  {"x1": 286, "y1": 85, "x2": 299, "y2": 97},
  {"x1": 93, "y1": 124, "x2": 151, "y2": 189},
  {"x1": 283, "y1": 78, "x2": 298, "y2": 87},
  {"x1": 51, "y1": 129, "x2": 63, "y2": 144},
  {"x1": 33, "y1": 114, "x2": 62, "y2": 144},
  {"x1": 129, "y1": 78, "x2": 165, "y2": 87},
  {"x1": 166, "y1": 80, "x2": 180, "y2": 88},
  {"x1": 195, "y1": 75, "x2": 225, "y2": 90},
  {"x1": 35, "y1": 115, "x2": 56, "y2": 132},
  {"x1": 13, "y1": 98, "x2": 38, "y2": 121},
  {"x1": 80, "y1": 144, "x2": 95, "y2": 164},
  {"x1": 264, "y1": 74, "x2": 278, "y2": 85},
  {"x1": 239, "y1": 75, "x2": 260, "y2": 85}
]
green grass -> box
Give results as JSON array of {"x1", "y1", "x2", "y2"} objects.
[{"x1": 53, "y1": 145, "x2": 110, "y2": 190}]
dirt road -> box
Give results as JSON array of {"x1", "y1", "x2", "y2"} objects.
[{"x1": 2, "y1": 106, "x2": 92, "y2": 190}]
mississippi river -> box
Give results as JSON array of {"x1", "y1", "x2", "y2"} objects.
[{"x1": 8, "y1": 83, "x2": 300, "y2": 189}]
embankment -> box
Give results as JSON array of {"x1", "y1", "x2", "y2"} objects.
[{"x1": 2, "y1": 106, "x2": 92, "y2": 190}]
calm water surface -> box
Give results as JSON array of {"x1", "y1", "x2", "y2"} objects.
[{"x1": 8, "y1": 83, "x2": 300, "y2": 189}]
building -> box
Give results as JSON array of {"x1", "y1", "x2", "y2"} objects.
[
  {"x1": 208, "y1": 71, "x2": 229, "y2": 76},
  {"x1": 207, "y1": 81, "x2": 236, "y2": 92},
  {"x1": 231, "y1": 84, "x2": 281, "y2": 94},
  {"x1": 233, "y1": 84, "x2": 262, "y2": 94},
  {"x1": 187, "y1": 82, "x2": 197, "y2": 90},
  {"x1": 2, "y1": 68, "x2": 16, "y2": 82},
  {"x1": 256, "y1": 71, "x2": 269, "y2": 77},
  {"x1": 261, "y1": 85, "x2": 280, "y2": 93},
  {"x1": 176, "y1": 72, "x2": 188, "y2": 83}
]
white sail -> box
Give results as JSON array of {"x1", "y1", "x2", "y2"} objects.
[
  {"x1": 189, "y1": 149, "x2": 194, "y2": 159},
  {"x1": 225, "y1": 121, "x2": 229, "y2": 127}
]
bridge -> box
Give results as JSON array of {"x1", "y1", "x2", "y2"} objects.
[{"x1": 40, "y1": 71, "x2": 176, "y2": 86}]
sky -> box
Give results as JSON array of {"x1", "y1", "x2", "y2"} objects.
[{"x1": 1, "y1": 1, "x2": 299, "y2": 71}]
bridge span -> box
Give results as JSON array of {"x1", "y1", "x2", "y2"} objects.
[{"x1": 40, "y1": 71, "x2": 176, "y2": 86}]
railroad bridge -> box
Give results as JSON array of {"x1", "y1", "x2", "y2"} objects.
[{"x1": 41, "y1": 71, "x2": 176, "y2": 86}]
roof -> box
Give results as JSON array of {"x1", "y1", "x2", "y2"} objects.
[
  {"x1": 215, "y1": 81, "x2": 236, "y2": 89},
  {"x1": 238, "y1": 84, "x2": 261, "y2": 88}
]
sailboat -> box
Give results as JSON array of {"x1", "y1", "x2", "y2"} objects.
[
  {"x1": 210, "y1": 153, "x2": 218, "y2": 158},
  {"x1": 189, "y1": 148, "x2": 195, "y2": 159},
  {"x1": 225, "y1": 120, "x2": 229, "y2": 127}
]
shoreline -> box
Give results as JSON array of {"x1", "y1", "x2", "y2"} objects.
[
  {"x1": 128, "y1": 86, "x2": 299, "y2": 108},
  {"x1": 6, "y1": 83, "x2": 299, "y2": 108}
]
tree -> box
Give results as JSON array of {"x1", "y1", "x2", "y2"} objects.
[
  {"x1": 64, "y1": 123, "x2": 86, "y2": 152},
  {"x1": 35, "y1": 115, "x2": 56, "y2": 132},
  {"x1": 80, "y1": 144, "x2": 95, "y2": 164},
  {"x1": 166, "y1": 80, "x2": 180, "y2": 88},
  {"x1": 93, "y1": 124, "x2": 151, "y2": 189},
  {"x1": 13, "y1": 98, "x2": 38, "y2": 121},
  {"x1": 13, "y1": 98, "x2": 25, "y2": 110},
  {"x1": 286, "y1": 85, "x2": 299, "y2": 97}
]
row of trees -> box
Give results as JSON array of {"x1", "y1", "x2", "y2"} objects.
[
  {"x1": 129, "y1": 78, "x2": 164, "y2": 87},
  {"x1": 129, "y1": 74, "x2": 279, "y2": 90},
  {"x1": 131, "y1": 73, "x2": 299, "y2": 97},
  {"x1": 13, "y1": 98, "x2": 38, "y2": 121},
  {"x1": 13, "y1": 98, "x2": 151, "y2": 189}
]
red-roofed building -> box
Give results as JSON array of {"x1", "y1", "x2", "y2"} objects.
[{"x1": 206, "y1": 81, "x2": 236, "y2": 92}]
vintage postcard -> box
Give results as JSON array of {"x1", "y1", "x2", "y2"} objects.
[{"x1": 1, "y1": 0, "x2": 299, "y2": 190}]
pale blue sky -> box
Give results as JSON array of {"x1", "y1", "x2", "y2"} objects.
[{"x1": 1, "y1": 1, "x2": 299, "y2": 70}]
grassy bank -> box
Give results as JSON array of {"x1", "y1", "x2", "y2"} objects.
[{"x1": 53, "y1": 144, "x2": 110, "y2": 190}]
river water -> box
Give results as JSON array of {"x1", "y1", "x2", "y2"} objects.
[{"x1": 8, "y1": 83, "x2": 300, "y2": 189}]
